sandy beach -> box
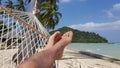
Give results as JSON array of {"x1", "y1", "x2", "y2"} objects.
[
  {"x1": 56, "y1": 49, "x2": 120, "y2": 68},
  {"x1": 0, "y1": 49, "x2": 17, "y2": 68},
  {"x1": 0, "y1": 49, "x2": 120, "y2": 68}
]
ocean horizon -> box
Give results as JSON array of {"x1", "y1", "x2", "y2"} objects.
[{"x1": 67, "y1": 43, "x2": 120, "y2": 60}]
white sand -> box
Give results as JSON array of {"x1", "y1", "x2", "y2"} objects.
[
  {"x1": 0, "y1": 49, "x2": 17, "y2": 68},
  {"x1": 56, "y1": 59, "x2": 120, "y2": 68},
  {"x1": 56, "y1": 49, "x2": 120, "y2": 68},
  {"x1": 0, "y1": 49, "x2": 120, "y2": 68}
]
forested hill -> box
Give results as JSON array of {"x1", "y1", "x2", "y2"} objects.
[{"x1": 49, "y1": 26, "x2": 108, "y2": 43}]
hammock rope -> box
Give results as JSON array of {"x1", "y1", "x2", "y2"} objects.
[{"x1": 0, "y1": 6, "x2": 50, "y2": 68}]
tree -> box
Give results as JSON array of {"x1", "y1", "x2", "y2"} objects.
[
  {"x1": 14, "y1": 0, "x2": 26, "y2": 11},
  {"x1": 39, "y1": 0, "x2": 62, "y2": 29},
  {"x1": 0, "y1": 0, "x2": 62, "y2": 30},
  {"x1": 5, "y1": 0, "x2": 14, "y2": 9},
  {"x1": 31, "y1": 0, "x2": 62, "y2": 30},
  {"x1": 0, "y1": 0, "x2": 62, "y2": 64},
  {"x1": 0, "y1": 0, "x2": 2, "y2": 5}
]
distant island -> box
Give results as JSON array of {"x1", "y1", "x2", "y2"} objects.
[{"x1": 50, "y1": 26, "x2": 108, "y2": 43}]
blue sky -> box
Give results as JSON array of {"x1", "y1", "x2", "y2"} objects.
[
  {"x1": 55, "y1": 0, "x2": 120, "y2": 43},
  {"x1": 1, "y1": 0, "x2": 119, "y2": 42}
]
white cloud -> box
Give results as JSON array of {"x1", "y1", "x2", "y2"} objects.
[
  {"x1": 113, "y1": 3, "x2": 120, "y2": 11},
  {"x1": 60, "y1": 0, "x2": 86, "y2": 3},
  {"x1": 69, "y1": 20, "x2": 120, "y2": 31},
  {"x1": 60, "y1": 0, "x2": 72, "y2": 3},
  {"x1": 106, "y1": 3, "x2": 120, "y2": 17},
  {"x1": 106, "y1": 11, "x2": 114, "y2": 17}
]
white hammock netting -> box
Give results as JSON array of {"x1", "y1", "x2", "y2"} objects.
[{"x1": 0, "y1": 6, "x2": 50, "y2": 68}]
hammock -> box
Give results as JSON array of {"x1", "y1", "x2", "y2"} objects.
[{"x1": 0, "y1": 6, "x2": 50, "y2": 68}]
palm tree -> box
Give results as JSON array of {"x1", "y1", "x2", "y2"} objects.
[
  {"x1": 0, "y1": 0, "x2": 2, "y2": 5},
  {"x1": 15, "y1": 0, "x2": 26, "y2": 11},
  {"x1": 1, "y1": 0, "x2": 62, "y2": 64},
  {"x1": 5, "y1": 0, "x2": 14, "y2": 9},
  {"x1": 39, "y1": 0, "x2": 62, "y2": 29},
  {"x1": 0, "y1": 0, "x2": 62, "y2": 30}
]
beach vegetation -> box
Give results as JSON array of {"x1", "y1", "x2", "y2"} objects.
[
  {"x1": 0, "y1": 0, "x2": 62, "y2": 30},
  {"x1": 50, "y1": 26, "x2": 108, "y2": 43}
]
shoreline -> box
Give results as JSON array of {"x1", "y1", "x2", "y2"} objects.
[
  {"x1": 0, "y1": 48, "x2": 120, "y2": 68},
  {"x1": 56, "y1": 48, "x2": 120, "y2": 68},
  {"x1": 64, "y1": 48, "x2": 120, "y2": 65}
]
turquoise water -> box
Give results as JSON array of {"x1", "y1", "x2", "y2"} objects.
[{"x1": 67, "y1": 43, "x2": 120, "y2": 59}]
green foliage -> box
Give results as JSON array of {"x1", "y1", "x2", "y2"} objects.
[
  {"x1": 15, "y1": 0, "x2": 26, "y2": 11},
  {"x1": 0, "y1": 0, "x2": 62, "y2": 30},
  {"x1": 0, "y1": 0, "x2": 1, "y2": 5},
  {"x1": 5, "y1": 0, "x2": 14, "y2": 9},
  {"x1": 50, "y1": 26, "x2": 108, "y2": 43},
  {"x1": 38, "y1": 0, "x2": 62, "y2": 30}
]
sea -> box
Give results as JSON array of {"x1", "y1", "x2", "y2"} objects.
[{"x1": 67, "y1": 43, "x2": 120, "y2": 60}]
